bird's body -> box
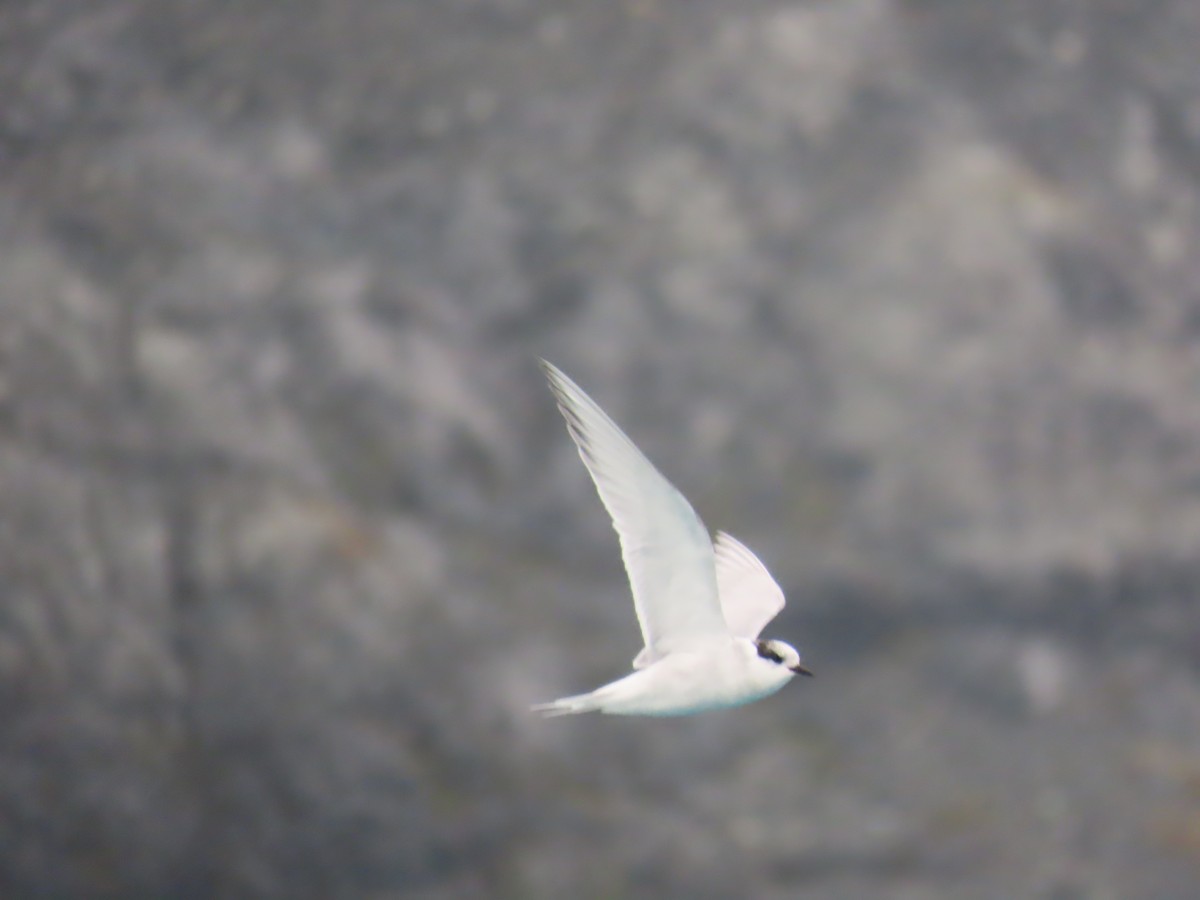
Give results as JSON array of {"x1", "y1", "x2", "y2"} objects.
[
  {"x1": 534, "y1": 360, "x2": 811, "y2": 718},
  {"x1": 535, "y1": 635, "x2": 796, "y2": 717}
]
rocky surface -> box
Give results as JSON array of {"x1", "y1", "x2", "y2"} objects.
[{"x1": 2, "y1": 0, "x2": 1200, "y2": 896}]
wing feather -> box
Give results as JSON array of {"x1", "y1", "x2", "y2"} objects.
[
  {"x1": 541, "y1": 360, "x2": 728, "y2": 667},
  {"x1": 713, "y1": 531, "x2": 785, "y2": 639}
]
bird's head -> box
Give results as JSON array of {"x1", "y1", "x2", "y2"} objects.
[{"x1": 755, "y1": 639, "x2": 814, "y2": 677}]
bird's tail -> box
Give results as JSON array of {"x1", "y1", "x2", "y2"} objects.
[{"x1": 531, "y1": 690, "x2": 602, "y2": 717}]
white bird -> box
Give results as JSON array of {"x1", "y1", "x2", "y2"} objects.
[{"x1": 533, "y1": 360, "x2": 812, "y2": 717}]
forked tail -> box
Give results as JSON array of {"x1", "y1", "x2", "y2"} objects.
[{"x1": 531, "y1": 690, "x2": 602, "y2": 717}]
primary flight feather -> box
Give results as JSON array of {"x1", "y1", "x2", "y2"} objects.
[{"x1": 534, "y1": 360, "x2": 811, "y2": 717}]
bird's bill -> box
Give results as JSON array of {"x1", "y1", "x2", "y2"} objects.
[{"x1": 790, "y1": 664, "x2": 814, "y2": 677}]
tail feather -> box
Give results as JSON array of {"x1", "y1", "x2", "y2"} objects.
[{"x1": 531, "y1": 690, "x2": 602, "y2": 717}]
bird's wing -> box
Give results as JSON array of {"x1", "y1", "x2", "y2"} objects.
[
  {"x1": 712, "y1": 531, "x2": 785, "y2": 639},
  {"x1": 541, "y1": 360, "x2": 728, "y2": 668}
]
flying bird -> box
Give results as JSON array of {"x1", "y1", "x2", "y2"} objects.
[{"x1": 534, "y1": 360, "x2": 812, "y2": 717}]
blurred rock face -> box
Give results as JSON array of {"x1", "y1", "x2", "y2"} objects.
[{"x1": 2, "y1": 1, "x2": 1200, "y2": 897}]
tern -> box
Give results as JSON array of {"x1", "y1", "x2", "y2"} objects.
[{"x1": 534, "y1": 360, "x2": 812, "y2": 717}]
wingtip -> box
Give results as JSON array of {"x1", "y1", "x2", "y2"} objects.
[{"x1": 538, "y1": 358, "x2": 572, "y2": 396}]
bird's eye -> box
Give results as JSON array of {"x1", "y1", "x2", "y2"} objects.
[{"x1": 755, "y1": 640, "x2": 785, "y2": 665}]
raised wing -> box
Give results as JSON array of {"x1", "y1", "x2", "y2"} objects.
[
  {"x1": 541, "y1": 360, "x2": 728, "y2": 667},
  {"x1": 713, "y1": 531, "x2": 785, "y2": 639}
]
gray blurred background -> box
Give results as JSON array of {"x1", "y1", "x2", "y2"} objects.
[{"x1": 3, "y1": 0, "x2": 1200, "y2": 897}]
